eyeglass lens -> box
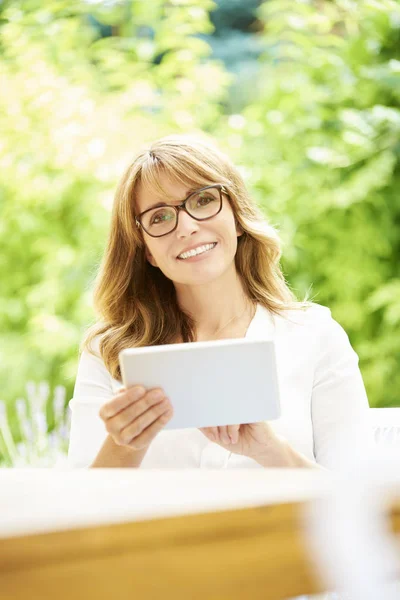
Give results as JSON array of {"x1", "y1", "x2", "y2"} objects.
[{"x1": 141, "y1": 187, "x2": 221, "y2": 236}]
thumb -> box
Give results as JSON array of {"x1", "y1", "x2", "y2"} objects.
[{"x1": 199, "y1": 427, "x2": 216, "y2": 441}]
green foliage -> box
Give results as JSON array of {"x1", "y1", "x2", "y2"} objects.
[
  {"x1": 1, "y1": 0, "x2": 399, "y2": 467},
  {"x1": 217, "y1": 0, "x2": 400, "y2": 407},
  {"x1": 0, "y1": 0, "x2": 230, "y2": 433},
  {"x1": 0, "y1": 382, "x2": 70, "y2": 467},
  {"x1": 205, "y1": 0, "x2": 265, "y2": 113}
]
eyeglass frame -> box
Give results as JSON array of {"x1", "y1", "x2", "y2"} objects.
[{"x1": 134, "y1": 183, "x2": 227, "y2": 238}]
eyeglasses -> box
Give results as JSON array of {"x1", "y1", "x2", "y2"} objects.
[{"x1": 135, "y1": 184, "x2": 226, "y2": 238}]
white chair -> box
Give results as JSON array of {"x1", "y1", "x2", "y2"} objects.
[
  {"x1": 369, "y1": 407, "x2": 400, "y2": 447},
  {"x1": 306, "y1": 447, "x2": 400, "y2": 600}
]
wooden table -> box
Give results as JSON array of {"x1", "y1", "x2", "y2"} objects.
[{"x1": 0, "y1": 469, "x2": 398, "y2": 600}]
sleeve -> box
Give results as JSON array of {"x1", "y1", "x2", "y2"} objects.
[
  {"x1": 310, "y1": 307, "x2": 374, "y2": 470},
  {"x1": 67, "y1": 344, "x2": 115, "y2": 468}
]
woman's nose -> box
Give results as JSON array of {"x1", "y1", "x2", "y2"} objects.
[{"x1": 175, "y1": 209, "x2": 200, "y2": 237}]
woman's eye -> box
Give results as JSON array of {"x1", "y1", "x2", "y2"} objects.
[
  {"x1": 197, "y1": 196, "x2": 213, "y2": 207},
  {"x1": 150, "y1": 211, "x2": 172, "y2": 225}
]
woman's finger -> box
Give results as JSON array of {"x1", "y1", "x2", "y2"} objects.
[
  {"x1": 227, "y1": 424, "x2": 240, "y2": 444},
  {"x1": 199, "y1": 427, "x2": 214, "y2": 441},
  {"x1": 218, "y1": 426, "x2": 231, "y2": 445},
  {"x1": 99, "y1": 385, "x2": 146, "y2": 420},
  {"x1": 129, "y1": 405, "x2": 174, "y2": 450},
  {"x1": 209, "y1": 427, "x2": 220, "y2": 441},
  {"x1": 119, "y1": 398, "x2": 171, "y2": 445},
  {"x1": 106, "y1": 388, "x2": 166, "y2": 436},
  {"x1": 199, "y1": 427, "x2": 220, "y2": 441}
]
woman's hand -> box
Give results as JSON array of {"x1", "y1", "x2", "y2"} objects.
[
  {"x1": 199, "y1": 422, "x2": 311, "y2": 468},
  {"x1": 99, "y1": 385, "x2": 174, "y2": 451}
]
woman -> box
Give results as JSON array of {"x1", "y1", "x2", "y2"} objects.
[{"x1": 68, "y1": 134, "x2": 371, "y2": 470}]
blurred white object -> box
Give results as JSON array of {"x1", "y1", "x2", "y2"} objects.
[
  {"x1": 0, "y1": 382, "x2": 70, "y2": 468},
  {"x1": 306, "y1": 446, "x2": 400, "y2": 600},
  {"x1": 0, "y1": 469, "x2": 331, "y2": 539},
  {"x1": 370, "y1": 407, "x2": 400, "y2": 447}
]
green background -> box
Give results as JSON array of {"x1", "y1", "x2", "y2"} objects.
[{"x1": 1, "y1": 0, "x2": 399, "y2": 448}]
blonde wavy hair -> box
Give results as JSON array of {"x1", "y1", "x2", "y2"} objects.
[{"x1": 83, "y1": 134, "x2": 310, "y2": 381}]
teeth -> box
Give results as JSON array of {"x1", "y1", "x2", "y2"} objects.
[{"x1": 178, "y1": 243, "x2": 216, "y2": 260}]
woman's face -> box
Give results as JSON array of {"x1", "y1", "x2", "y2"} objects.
[{"x1": 135, "y1": 172, "x2": 242, "y2": 287}]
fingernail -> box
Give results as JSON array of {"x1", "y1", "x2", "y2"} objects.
[{"x1": 129, "y1": 387, "x2": 144, "y2": 401}]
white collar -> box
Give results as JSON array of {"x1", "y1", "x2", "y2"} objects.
[{"x1": 245, "y1": 303, "x2": 276, "y2": 339}]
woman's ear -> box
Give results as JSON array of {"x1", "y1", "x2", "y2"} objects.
[
  {"x1": 235, "y1": 220, "x2": 244, "y2": 237},
  {"x1": 145, "y1": 247, "x2": 158, "y2": 267}
]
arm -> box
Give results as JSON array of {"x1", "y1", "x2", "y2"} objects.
[
  {"x1": 90, "y1": 434, "x2": 147, "y2": 468},
  {"x1": 311, "y1": 309, "x2": 373, "y2": 470},
  {"x1": 68, "y1": 343, "x2": 149, "y2": 468},
  {"x1": 254, "y1": 308, "x2": 371, "y2": 470},
  {"x1": 199, "y1": 306, "x2": 367, "y2": 470},
  {"x1": 253, "y1": 437, "x2": 327, "y2": 469}
]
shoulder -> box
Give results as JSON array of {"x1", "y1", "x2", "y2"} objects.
[
  {"x1": 253, "y1": 302, "x2": 333, "y2": 339},
  {"x1": 273, "y1": 302, "x2": 333, "y2": 332},
  {"x1": 85, "y1": 334, "x2": 102, "y2": 358},
  {"x1": 73, "y1": 334, "x2": 121, "y2": 402},
  {"x1": 76, "y1": 334, "x2": 111, "y2": 381},
  {"x1": 77, "y1": 336, "x2": 107, "y2": 374},
  {"x1": 273, "y1": 302, "x2": 353, "y2": 353}
]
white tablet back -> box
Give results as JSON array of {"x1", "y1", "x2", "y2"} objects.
[{"x1": 119, "y1": 338, "x2": 280, "y2": 430}]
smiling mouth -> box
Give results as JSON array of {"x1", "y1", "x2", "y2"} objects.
[{"x1": 177, "y1": 242, "x2": 217, "y2": 260}]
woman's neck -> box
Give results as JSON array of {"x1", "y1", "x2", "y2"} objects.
[
  {"x1": 194, "y1": 301, "x2": 256, "y2": 342},
  {"x1": 175, "y1": 269, "x2": 255, "y2": 341}
]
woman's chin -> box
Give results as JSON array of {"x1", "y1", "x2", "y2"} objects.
[{"x1": 173, "y1": 264, "x2": 227, "y2": 287}]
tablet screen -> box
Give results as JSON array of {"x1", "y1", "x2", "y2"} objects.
[{"x1": 120, "y1": 338, "x2": 280, "y2": 430}]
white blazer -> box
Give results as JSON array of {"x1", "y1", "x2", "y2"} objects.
[{"x1": 68, "y1": 303, "x2": 371, "y2": 469}]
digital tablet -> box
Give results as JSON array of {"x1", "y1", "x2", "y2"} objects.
[{"x1": 119, "y1": 338, "x2": 280, "y2": 430}]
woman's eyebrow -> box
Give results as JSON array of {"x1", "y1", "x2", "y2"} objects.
[
  {"x1": 145, "y1": 188, "x2": 198, "y2": 211},
  {"x1": 145, "y1": 200, "x2": 173, "y2": 211}
]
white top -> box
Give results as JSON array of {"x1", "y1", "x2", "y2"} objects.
[{"x1": 68, "y1": 303, "x2": 371, "y2": 470}]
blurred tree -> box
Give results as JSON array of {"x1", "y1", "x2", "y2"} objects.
[
  {"x1": 0, "y1": 0, "x2": 230, "y2": 429},
  {"x1": 1, "y1": 0, "x2": 399, "y2": 469},
  {"x1": 219, "y1": 0, "x2": 400, "y2": 407},
  {"x1": 203, "y1": 0, "x2": 266, "y2": 113}
]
